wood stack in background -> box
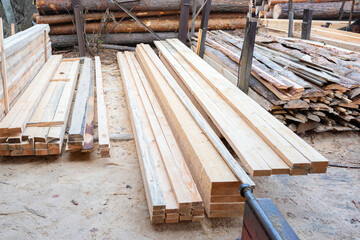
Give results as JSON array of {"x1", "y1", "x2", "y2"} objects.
[
  {"x1": 0, "y1": 24, "x2": 51, "y2": 121},
  {"x1": 33, "y1": 0, "x2": 250, "y2": 48},
  {"x1": 254, "y1": 0, "x2": 360, "y2": 20},
  {"x1": 195, "y1": 30, "x2": 360, "y2": 134}
]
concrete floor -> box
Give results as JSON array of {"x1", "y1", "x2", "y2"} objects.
[{"x1": 0, "y1": 50, "x2": 359, "y2": 240}]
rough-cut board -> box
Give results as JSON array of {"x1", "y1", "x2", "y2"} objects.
[
  {"x1": 0, "y1": 55, "x2": 62, "y2": 136},
  {"x1": 68, "y1": 58, "x2": 92, "y2": 142},
  {"x1": 163, "y1": 39, "x2": 328, "y2": 174},
  {"x1": 135, "y1": 44, "x2": 247, "y2": 218},
  {"x1": 81, "y1": 67, "x2": 95, "y2": 153},
  {"x1": 95, "y1": 56, "x2": 110, "y2": 157}
]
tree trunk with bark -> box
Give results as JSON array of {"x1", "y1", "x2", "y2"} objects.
[
  {"x1": 273, "y1": 1, "x2": 360, "y2": 19},
  {"x1": 36, "y1": 0, "x2": 250, "y2": 14}
]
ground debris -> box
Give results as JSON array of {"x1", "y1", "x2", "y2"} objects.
[{"x1": 24, "y1": 206, "x2": 46, "y2": 218}]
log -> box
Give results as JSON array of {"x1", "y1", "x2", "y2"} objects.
[
  {"x1": 273, "y1": 1, "x2": 360, "y2": 19},
  {"x1": 49, "y1": 14, "x2": 246, "y2": 35},
  {"x1": 34, "y1": 11, "x2": 180, "y2": 25},
  {"x1": 37, "y1": 0, "x2": 250, "y2": 14},
  {"x1": 50, "y1": 32, "x2": 179, "y2": 48},
  {"x1": 269, "y1": 0, "x2": 346, "y2": 5}
]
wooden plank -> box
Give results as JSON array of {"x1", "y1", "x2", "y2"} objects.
[
  {"x1": 126, "y1": 52, "x2": 203, "y2": 214},
  {"x1": 157, "y1": 41, "x2": 288, "y2": 176},
  {"x1": 169, "y1": 39, "x2": 313, "y2": 174},
  {"x1": 0, "y1": 18, "x2": 9, "y2": 114},
  {"x1": 117, "y1": 52, "x2": 167, "y2": 223},
  {"x1": 81, "y1": 66, "x2": 95, "y2": 152},
  {"x1": 143, "y1": 43, "x2": 254, "y2": 185},
  {"x1": 94, "y1": 56, "x2": 110, "y2": 155},
  {"x1": 68, "y1": 58, "x2": 92, "y2": 141},
  {"x1": 135, "y1": 44, "x2": 242, "y2": 217},
  {"x1": 0, "y1": 55, "x2": 62, "y2": 135}
]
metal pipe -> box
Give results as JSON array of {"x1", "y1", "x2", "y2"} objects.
[
  {"x1": 198, "y1": 0, "x2": 212, "y2": 58},
  {"x1": 288, "y1": 0, "x2": 293, "y2": 37},
  {"x1": 179, "y1": 0, "x2": 191, "y2": 43},
  {"x1": 240, "y1": 184, "x2": 283, "y2": 240}
]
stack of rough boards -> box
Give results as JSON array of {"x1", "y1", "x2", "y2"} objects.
[
  {"x1": 117, "y1": 39, "x2": 328, "y2": 223},
  {"x1": 198, "y1": 30, "x2": 360, "y2": 134},
  {"x1": 0, "y1": 25, "x2": 111, "y2": 156}
]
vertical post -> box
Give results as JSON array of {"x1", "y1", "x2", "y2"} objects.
[
  {"x1": 288, "y1": 0, "x2": 293, "y2": 37},
  {"x1": 301, "y1": 9, "x2": 312, "y2": 40},
  {"x1": 179, "y1": 0, "x2": 191, "y2": 44},
  {"x1": 1, "y1": 0, "x2": 16, "y2": 31},
  {"x1": 0, "y1": 19, "x2": 9, "y2": 114},
  {"x1": 190, "y1": 0, "x2": 197, "y2": 38},
  {"x1": 237, "y1": 19, "x2": 257, "y2": 94},
  {"x1": 196, "y1": 29, "x2": 203, "y2": 55},
  {"x1": 10, "y1": 23, "x2": 15, "y2": 35},
  {"x1": 349, "y1": 0, "x2": 356, "y2": 27},
  {"x1": 44, "y1": 30, "x2": 48, "y2": 62},
  {"x1": 72, "y1": 0, "x2": 86, "y2": 57},
  {"x1": 198, "y1": 0, "x2": 212, "y2": 58}
]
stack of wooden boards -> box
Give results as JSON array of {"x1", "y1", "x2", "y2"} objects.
[
  {"x1": 253, "y1": 0, "x2": 360, "y2": 20},
  {"x1": 198, "y1": 30, "x2": 360, "y2": 134},
  {"x1": 0, "y1": 24, "x2": 51, "y2": 121},
  {"x1": 118, "y1": 39, "x2": 328, "y2": 222},
  {"x1": 66, "y1": 57, "x2": 111, "y2": 157},
  {"x1": 34, "y1": 0, "x2": 249, "y2": 48},
  {"x1": 260, "y1": 19, "x2": 360, "y2": 52},
  {"x1": 0, "y1": 56, "x2": 79, "y2": 156}
]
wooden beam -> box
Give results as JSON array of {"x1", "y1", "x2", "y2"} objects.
[{"x1": 0, "y1": 18, "x2": 9, "y2": 114}]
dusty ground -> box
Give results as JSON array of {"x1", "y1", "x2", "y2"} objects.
[{"x1": 0, "y1": 49, "x2": 359, "y2": 240}]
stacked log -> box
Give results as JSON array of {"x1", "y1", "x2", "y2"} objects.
[
  {"x1": 34, "y1": 0, "x2": 249, "y2": 48},
  {"x1": 255, "y1": 0, "x2": 360, "y2": 20},
  {"x1": 197, "y1": 30, "x2": 360, "y2": 134}
]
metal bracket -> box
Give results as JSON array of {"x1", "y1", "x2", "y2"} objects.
[
  {"x1": 301, "y1": 9, "x2": 313, "y2": 40},
  {"x1": 179, "y1": 0, "x2": 191, "y2": 44},
  {"x1": 237, "y1": 19, "x2": 257, "y2": 94},
  {"x1": 198, "y1": 0, "x2": 212, "y2": 58}
]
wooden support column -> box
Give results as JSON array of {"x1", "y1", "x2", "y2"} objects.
[
  {"x1": 178, "y1": 0, "x2": 191, "y2": 44},
  {"x1": 10, "y1": 23, "x2": 15, "y2": 35},
  {"x1": 288, "y1": 0, "x2": 293, "y2": 37},
  {"x1": 237, "y1": 19, "x2": 257, "y2": 94},
  {"x1": 301, "y1": 9, "x2": 312, "y2": 40},
  {"x1": 0, "y1": 18, "x2": 9, "y2": 114},
  {"x1": 72, "y1": 0, "x2": 86, "y2": 57},
  {"x1": 198, "y1": 0, "x2": 212, "y2": 58}
]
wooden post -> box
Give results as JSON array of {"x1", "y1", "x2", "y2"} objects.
[
  {"x1": 237, "y1": 19, "x2": 257, "y2": 94},
  {"x1": 288, "y1": 0, "x2": 293, "y2": 37},
  {"x1": 72, "y1": 0, "x2": 86, "y2": 57},
  {"x1": 10, "y1": 23, "x2": 15, "y2": 35},
  {"x1": 349, "y1": 0, "x2": 355, "y2": 27},
  {"x1": 178, "y1": 0, "x2": 191, "y2": 44},
  {"x1": 0, "y1": 19, "x2": 9, "y2": 114},
  {"x1": 44, "y1": 30, "x2": 48, "y2": 62},
  {"x1": 301, "y1": 9, "x2": 312, "y2": 40},
  {"x1": 196, "y1": 29, "x2": 203, "y2": 55},
  {"x1": 198, "y1": 0, "x2": 212, "y2": 58}
]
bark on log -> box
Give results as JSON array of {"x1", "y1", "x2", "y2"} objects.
[
  {"x1": 273, "y1": 1, "x2": 360, "y2": 19},
  {"x1": 49, "y1": 14, "x2": 246, "y2": 35},
  {"x1": 37, "y1": 0, "x2": 250, "y2": 14},
  {"x1": 33, "y1": 11, "x2": 180, "y2": 25},
  {"x1": 50, "y1": 32, "x2": 179, "y2": 48},
  {"x1": 269, "y1": 0, "x2": 346, "y2": 6}
]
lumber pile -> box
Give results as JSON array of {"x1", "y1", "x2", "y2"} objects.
[
  {"x1": 119, "y1": 44, "x2": 256, "y2": 221},
  {"x1": 260, "y1": 19, "x2": 360, "y2": 52},
  {"x1": 118, "y1": 39, "x2": 329, "y2": 220},
  {"x1": 196, "y1": 30, "x2": 360, "y2": 134},
  {"x1": 0, "y1": 24, "x2": 51, "y2": 121},
  {"x1": 118, "y1": 51, "x2": 205, "y2": 223},
  {"x1": 66, "y1": 58, "x2": 95, "y2": 152},
  {"x1": 254, "y1": 0, "x2": 360, "y2": 20},
  {"x1": 34, "y1": 0, "x2": 249, "y2": 48},
  {"x1": 0, "y1": 56, "x2": 84, "y2": 156}
]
